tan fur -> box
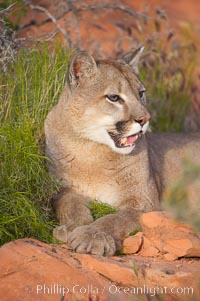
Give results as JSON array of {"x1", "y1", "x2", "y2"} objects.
[{"x1": 45, "y1": 49, "x2": 200, "y2": 256}]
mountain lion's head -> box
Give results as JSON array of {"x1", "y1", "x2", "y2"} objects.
[{"x1": 67, "y1": 47, "x2": 151, "y2": 155}]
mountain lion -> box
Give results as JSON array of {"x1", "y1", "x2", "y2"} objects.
[{"x1": 45, "y1": 48, "x2": 200, "y2": 256}]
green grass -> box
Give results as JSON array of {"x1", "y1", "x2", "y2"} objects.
[
  {"x1": 140, "y1": 44, "x2": 196, "y2": 132},
  {"x1": 0, "y1": 44, "x2": 71, "y2": 245},
  {"x1": 89, "y1": 200, "x2": 117, "y2": 220}
]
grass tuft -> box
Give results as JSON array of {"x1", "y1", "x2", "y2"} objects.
[
  {"x1": 89, "y1": 200, "x2": 117, "y2": 220},
  {"x1": 0, "y1": 44, "x2": 71, "y2": 245},
  {"x1": 140, "y1": 44, "x2": 197, "y2": 132}
]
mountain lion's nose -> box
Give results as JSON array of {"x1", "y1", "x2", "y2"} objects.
[{"x1": 135, "y1": 114, "x2": 151, "y2": 126}]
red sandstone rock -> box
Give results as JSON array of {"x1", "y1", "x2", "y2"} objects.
[
  {"x1": 164, "y1": 253, "x2": 179, "y2": 261},
  {"x1": 138, "y1": 237, "x2": 160, "y2": 257},
  {"x1": 122, "y1": 211, "x2": 200, "y2": 261},
  {"x1": 0, "y1": 239, "x2": 109, "y2": 301},
  {"x1": 122, "y1": 232, "x2": 143, "y2": 254},
  {"x1": 140, "y1": 211, "x2": 200, "y2": 259},
  {"x1": 0, "y1": 238, "x2": 200, "y2": 301}
]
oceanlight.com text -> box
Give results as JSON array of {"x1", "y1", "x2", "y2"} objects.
[{"x1": 24, "y1": 283, "x2": 194, "y2": 297}]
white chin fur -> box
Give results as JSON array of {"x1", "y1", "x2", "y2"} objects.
[{"x1": 142, "y1": 121, "x2": 149, "y2": 134}]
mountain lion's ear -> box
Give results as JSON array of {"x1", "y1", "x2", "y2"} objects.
[
  {"x1": 122, "y1": 46, "x2": 144, "y2": 74},
  {"x1": 68, "y1": 51, "x2": 97, "y2": 87}
]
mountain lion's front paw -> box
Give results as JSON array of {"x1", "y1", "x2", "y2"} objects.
[{"x1": 68, "y1": 225, "x2": 116, "y2": 256}]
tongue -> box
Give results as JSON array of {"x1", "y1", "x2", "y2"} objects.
[{"x1": 126, "y1": 134, "x2": 138, "y2": 145}]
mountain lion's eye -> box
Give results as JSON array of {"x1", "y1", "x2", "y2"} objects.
[
  {"x1": 139, "y1": 90, "x2": 145, "y2": 99},
  {"x1": 106, "y1": 94, "x2": 121, "y2": 102}
]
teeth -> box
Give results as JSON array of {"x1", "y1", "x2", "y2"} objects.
[{"x1": 121, "y1": 137, "x2": 127, "y2": 146}]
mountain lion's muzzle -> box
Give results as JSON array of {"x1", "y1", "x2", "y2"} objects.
[{"x1": 108, "y1": 114, "x2": 151, "y2": 148}]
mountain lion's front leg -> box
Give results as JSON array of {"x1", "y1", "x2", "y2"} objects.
[
  {"x1": 52, "y1": 189, "x2": 94, "y2": 242},
  {"x1": 67, "y1": 208, "x2": 143, "y2": 256}
]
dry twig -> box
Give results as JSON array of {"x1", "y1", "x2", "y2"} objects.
[
  {"x1": 29, "y1": 4, "x2": 72, "y2": 47},
  {"x1": 25, "y1": 1, "x2": 143, "y2": 48}
]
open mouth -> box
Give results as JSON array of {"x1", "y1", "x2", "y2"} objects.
[{"x1": 108, "y1": 131, "x2": 143, "y2": 148}]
